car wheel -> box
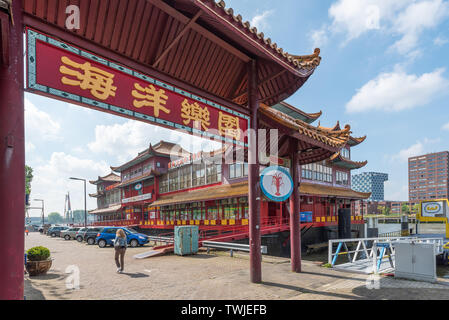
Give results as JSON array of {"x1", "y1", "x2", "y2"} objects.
[
  {"x1": 98, "y1": 239, "x2": 107, "y2": 248},
  {"x1": 51, "y1": 233, "x2": 56, "y2": 238},
  {"x1": 76, "y1": 236, "x2": 83, "y2": 242},
  {"x1": 130, "y1": 239, "x2": 138, "y2": 248},
  {"x1": 87, "y1": 237, "x2": 95, "y2": 245},
  {"x1": 64, "y1": 235, "x2": 71, "y2": 240}
]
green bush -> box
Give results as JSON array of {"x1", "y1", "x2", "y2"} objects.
[{"x1": 27, "y1": 246, "x2": 50, "y2": 261}]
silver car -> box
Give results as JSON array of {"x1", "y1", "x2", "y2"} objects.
[{"x1": 61, "y1": 227, "x2": 81, "y2": 240}]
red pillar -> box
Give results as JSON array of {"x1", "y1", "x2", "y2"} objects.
[
  {"x1": 0, "y1": 0, "x2": 25, "y2": 300},
  {"x1": 248, "y1": 60, "x2": 261, "y2": 283},
  {"x1": 289, "y1": 139, "x2": 301, "y2": 272}
]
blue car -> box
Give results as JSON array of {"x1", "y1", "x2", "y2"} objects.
[{"x1": 95, "y1": 227, "x2": 149, "y2": 248}]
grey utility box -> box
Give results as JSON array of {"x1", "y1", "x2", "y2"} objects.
[{"x1": 394, "y1": 241, "x2": 436, "y2": 283}]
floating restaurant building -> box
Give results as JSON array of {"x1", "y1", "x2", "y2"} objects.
[{"x1": 89, "y1": 101, "x2": 371, "y2": 250}]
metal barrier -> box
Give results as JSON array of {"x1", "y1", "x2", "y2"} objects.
[
  {"x1": 148, "y1": 236, "x2": 174, "y2": 245},
  {"x1": 328, "y1": 236, "x2": 418, "y2": 267},
  {"x1": 372, "y1": 238, "x2": 445, "y2": 274},
  {"x1": 328, "y1": 236, "x2": 445, "y2": 274},
  {"x1": 202, "y1": 241, "x2": 267, "y2": 257}
]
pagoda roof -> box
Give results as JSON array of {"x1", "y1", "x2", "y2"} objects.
[
  {"x1": 327, "y1": 152, "x2": 368, "y2": 170},
  {"x1": 271, "y1": 102, "x2": 322, "y2": 124},
  {"x1": 111, "y1": 141, "x2": 191, "y2": 173},
  {"x1": 89, "y1": 173, "x2": 121, "y2": 185},
  {"x1": 259, "y1": 104, "x2": 351, "y2": 149},
  {"x1": 318, "y1": 122, "x2": 367, "y2": 148},
  {"x1": 347, "y1": 136, "x2": 367, "y2": 147}
]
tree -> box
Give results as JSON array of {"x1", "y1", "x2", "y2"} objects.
[
  {"x1": 401, "y1": 203, "x2": 410, "y2": 215},
  {"x1": 412, "y1": 203, "x2": 420, "y2": 214},
  {"x1": 69, "y1": 210, "x2": 89, "y2": 223},
  {"x1": 378, "y1": 205, "x2": 390, "y2": 216},
  {"x1": 48, "y1": 212, "x2": 63, "y2": 224},
  {"x1": 377, "y1": 205, "x2": 385, "y2": 215},
  {"x1": 25, "y1": 165, "x2": 33, "y2": 195}
]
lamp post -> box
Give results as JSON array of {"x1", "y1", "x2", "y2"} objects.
[
  {"x1": 34, "y1": 199, "x2": 44, "y2": 226},
  {"x1": 70, "y1": 177, "x2": 87, "y2": 227}
]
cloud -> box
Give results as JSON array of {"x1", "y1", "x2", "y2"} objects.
[
  {"x1": 25, "y1": 98, "x2": 62, "y2": 141},
  {"x1": 389, "y1": 0, "x2": 449, "y2": 54},
  {"x1": 87, "y1": 120, "x2": 222, "y2": 164},
  {"x1": 30, "y1": 152, "x2": 110, "y2": 215},
  {"x1": 322, "y1": 0, "x2": 449, "y2": 55},
  {"x1": 443, "y1": 122, "x2": 449, "y2": 131},
  {"x1": 328, "y1": 0, "x2": 387, "y2": 41},
  {"x1": 346, "y1": 67, "x2": 449, "y2": 113},
  {"x1": 250, "y1": 10, "x2": 274, "y2": 31},
  {"x1": 309, "y1": 26, "x2": 329, "y2": 49},
  {"x1": 389, "y1": 138, "x2": 440, "y2": 163},
  {"x1": 434, "y1": 36, "x2": 449, "y2": 46}
]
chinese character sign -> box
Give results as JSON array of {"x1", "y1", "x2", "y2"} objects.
[
  {"x1": 26, "y1": 28, "x2": 249, "y2": 147},
  {"x1": 60, "y1": 56, "x2": 117, "y2": 100}
]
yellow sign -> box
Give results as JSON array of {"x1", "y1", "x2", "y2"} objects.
[{"x1": 418, "y1": 199, "x2": 449, "y2": 238}]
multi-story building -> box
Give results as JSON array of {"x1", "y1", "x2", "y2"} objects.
[
  {"x1": 88, "y1": 103, "x2": 371, "y2": 246},
  {"x1": 409, "y1": 151, "x2": 449, "y2": 208},
  {"x1": 89, "y1": 173, "x2": 122, "y2": 220},
  {"x1": 351, "y1": 172, "x2": 389, "y2": 202}
]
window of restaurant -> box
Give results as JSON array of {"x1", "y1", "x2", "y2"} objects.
[
  {"x1": 193, "y1": 162, "x2": 205, "y2": 187},
  {"x1": 302, "y1": 162, "x2": 332, "y2": 183},
  {"x1": 207, "y1": 206, "x2": 219, "y2": 220},
  {"x1": 206, "y1": 163, "x2": 222, "y2": 184},
  {"x1": 222, "y1": 198, "x2": 240, "y2": 220},
  {"x1": 229, "y1": 163, "x2": 248, "y2": 179},
  {"x1": 169, "y1": 170, "x2": 179, "y2": 191},
  {"x1": 336, "y1": 171, "x2": 349, "y2": 186},
  {"x1": 192, "y1": 203, "x2": 203, "y2": 220},
  {"x1": 179, "y1": 165, "x2": 192, "y2": 190},
  {"x1": 159, "y1": 175, "x2": 169, "y2": 193}
]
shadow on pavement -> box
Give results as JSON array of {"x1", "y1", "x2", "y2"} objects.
[
  {"x1": 121, "y1": 272, "x2": 149, "y2": 278},
  {"x1": 28, "y1": 273, "x2": 63, "y2": 281},
  {"x1": 24, "y1": 279, "x2": 46, "y2": 300},
  {"x1": 261, "y1": 281, "x2": 362, "y2": 300}
]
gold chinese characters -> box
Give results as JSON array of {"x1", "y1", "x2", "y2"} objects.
[
  {"x1": 60, "y1": 56, "x2": 117, "y2": 100},
  {"x1": 132, "y1": 83, "x2": 170, "y2": 117},
  {"x1": 218, "y1": 111, "x2": 241, "y2": 141},
  {"x1": 181, "y1": 99, "x2": 211, "y2": 131}
]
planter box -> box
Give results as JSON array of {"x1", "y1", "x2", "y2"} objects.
[{"x1": 26, "y1": 259, "x2": 52, "y2": 276}]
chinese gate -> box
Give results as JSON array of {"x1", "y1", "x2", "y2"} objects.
[{"x1": 0, "y1": 0, "x2": 324, "y2": 299}]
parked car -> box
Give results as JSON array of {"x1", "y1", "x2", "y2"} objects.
[
  {"x1": 39, "y1": 224, "x2": 51, "y2": 234},
  {"x1": 47, "y1": 226, "x2": 69, "y2": 238},
  {"x1": 95, "y1": 227, "x2": 150, "y2": 248},
  {"x1": 84, "y1": 227, "x2": 105, "y2": 245},
  {"x1": 60, "y1": 227, "x2": 81, "y2": 240},
  {"x1": 75, "y1": 227, "x2": 90, "y2": 242}
]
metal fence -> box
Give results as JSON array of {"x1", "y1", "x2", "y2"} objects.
[{"x1": 328, "y1": 236, "x2": 445, "y2": 274}]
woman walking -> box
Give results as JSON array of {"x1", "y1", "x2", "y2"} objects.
[{"x1": 114, "y1": 229, "x2": 127, "y2": 273}]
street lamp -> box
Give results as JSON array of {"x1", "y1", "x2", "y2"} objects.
[
  {"x1": 69, "y1": 177, "x2": 87, "y2": 227},
  {"x1": 34, "y1": 199, "x2": 44, "y2": 226}
]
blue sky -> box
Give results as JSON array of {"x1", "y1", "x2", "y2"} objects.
[{"x1": 26, "y1": 0, "x2": 449, "y2": 216}]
